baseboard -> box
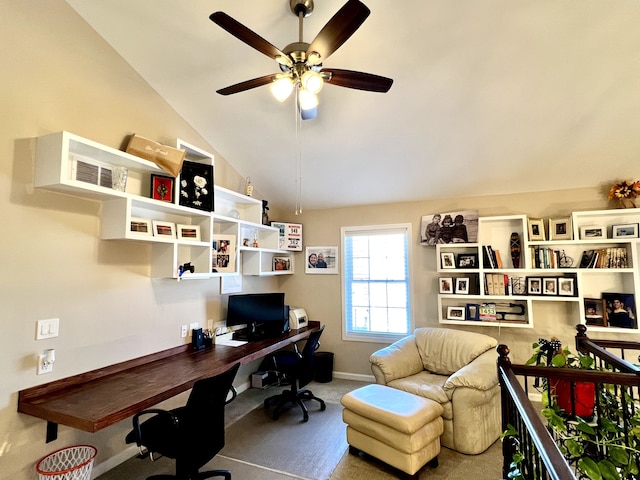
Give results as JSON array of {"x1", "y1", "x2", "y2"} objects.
[
  {"x1": 92, "y1": 445, "x2": 139, "y2": 478},
  {"x1": 333, "y1": 371, "x2": 375, "y2": 383}
]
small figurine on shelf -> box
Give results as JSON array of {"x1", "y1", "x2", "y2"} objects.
[
  {"x1": 262, "y1": 200, "x2": 270, "y2": 225},
  {"x1": 245, "y1": 177, "x2": 253, "y2": 197},
  {"x1": 253, "y1": 239, "x2": 259, "y2": 248}
]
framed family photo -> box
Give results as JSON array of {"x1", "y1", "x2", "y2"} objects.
[
  {"x1": 584, "y1": 297, "x2": 605, "y2": 326},
  {"x1": 212, "y1": 235, "x2": 236, "y2": 273},
  {"x1": 456, "y1": 253, "x2": 479, "y2": 269},
  {"x1": 446, "y1": 306, "x2": 466, "y2": 320},
  {"x1": 177, "y1": 224, "x2": 201, "y2": 242},
  {"x1": 129, "y1": 217, "x2": 153, "y2": 236},
  {"x1": 152, "y1": 220, "x2": 176, "y2": 238},
  {"x1": 580, "y1": 225, "x2": 606, "y2": 240},
  {"x1": 440, "y1": 252, "x2": 456, "y2": 269},
  {"x1": 528, "y1": 218, "x2": 545, "y2": 241},
  {"x1": 420, "y1": 210, "x2": 479, "y2": 246},
  {"x1": 306, "y1": 246, "x2": 338, "y2": 274},
  {"x1": 439, "y1": 277, "x2": 453, "y2": 294},
  {"x1": 612, "y1": 223, "x2": 639, "y2": 239},
  {"x1": 549, "y1": 217, "x2": 572, "y2": 241}
]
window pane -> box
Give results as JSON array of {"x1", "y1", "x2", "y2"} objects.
[{"x1": 342, "y1": 224, "x2": 412, "y2": 341}]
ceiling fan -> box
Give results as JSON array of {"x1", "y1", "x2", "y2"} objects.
[{"x1": 210, "y1": 0, "x2": 393, "y2": 119}]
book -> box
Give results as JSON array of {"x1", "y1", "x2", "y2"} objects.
[
  {"x1": 579, "y1": 250, "x2": 595, "y2": 268},
  {"x1": 494, "y1": 250, "x2": 504, "y2": 269}
]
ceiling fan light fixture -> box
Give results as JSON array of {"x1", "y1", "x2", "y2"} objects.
[
  {"x1": 298, "y1": 88, "x2": 318, "y2": 110},
  {"x1": 271, "y1": 76, "x2": 294, "y2": 102},
  {"x1": 301, "y1": 70, "x2": 324, "y2": 94},
  {"x1": 306, "y1": 51, "x2": 322, "y2": 66}
]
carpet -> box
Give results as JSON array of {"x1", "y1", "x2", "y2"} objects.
[{"x1": 220, "y1": 402, "x2": 348, "y2": 480}]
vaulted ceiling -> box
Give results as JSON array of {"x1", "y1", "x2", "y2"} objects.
[{"x1": 65, "y1": 0, "x2": 640, "y2": 212}]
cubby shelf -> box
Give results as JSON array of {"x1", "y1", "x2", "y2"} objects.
[
  {"x1": 436, "y1": 211, "x2": 640, "y2": 332},
  {"x1": 34, "y1": 131, "x2": 295, "y2": 279}
]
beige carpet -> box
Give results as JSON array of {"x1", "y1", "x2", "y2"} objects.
[{"x1": 220, "y1": 402, "x2": 348, "y2": 479}]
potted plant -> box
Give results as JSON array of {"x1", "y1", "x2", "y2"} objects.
[{"x1": 526, "y1": 337, "x2": 596, "y2": 417}]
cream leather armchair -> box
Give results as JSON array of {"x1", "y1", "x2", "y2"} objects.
[{"x1": 369, "y1": 327, "x2": 501, "y2": 454}]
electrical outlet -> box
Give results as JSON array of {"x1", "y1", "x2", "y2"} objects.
[
  {"x1": 181, "y1": 325, "x2": 188, "y2": 338},
  {"x1": 37, "y1": 354, "x2": 53, "y2": 375}
]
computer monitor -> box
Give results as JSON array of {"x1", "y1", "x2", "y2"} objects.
[{"x1": 226, "y1": 293, "x2": 288, "y2": 339}]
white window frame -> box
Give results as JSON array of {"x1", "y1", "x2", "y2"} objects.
[{"x1": 341, "y1": 223, "x2": 414, "y2": 343}]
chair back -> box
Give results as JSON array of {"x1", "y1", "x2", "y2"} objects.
[{"x1": 298, "y1": 325, "x2": 325, "y2": 388}]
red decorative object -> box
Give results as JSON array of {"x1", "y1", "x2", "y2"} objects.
[
  {"x1": 150, "y1": 174, "x2": 174, "y2": 203},
  {"x1": 550, "y1": 379, "x2": 596, "y2": 417}
]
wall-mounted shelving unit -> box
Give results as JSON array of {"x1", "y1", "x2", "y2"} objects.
[
  {"x1": 435, "y1": 211, "x2": 640, "y2": 332},
  {"x1": 34, "y1": 131, "x2": 295, "y2": 279}
]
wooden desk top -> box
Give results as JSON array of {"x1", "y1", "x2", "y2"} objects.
[{"x1": 18, "y1": 322, "x2": 320, "y2": 436}]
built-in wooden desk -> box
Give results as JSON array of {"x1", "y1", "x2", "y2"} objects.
[{"x1": 18, "y1": 321, "x2": 320, "y2": 442}]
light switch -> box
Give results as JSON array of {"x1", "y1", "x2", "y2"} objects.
[{"x1": 36, "y1": 318, "x2": 60, "y2": 340}]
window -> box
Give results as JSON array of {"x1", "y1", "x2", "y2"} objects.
[{"x1": 341, "y1": 224, "x2": 413, "y2": 342}]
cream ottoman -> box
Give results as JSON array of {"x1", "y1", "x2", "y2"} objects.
[{"x1": 341, "y1": 384, "x2": 444, "y2": 478}]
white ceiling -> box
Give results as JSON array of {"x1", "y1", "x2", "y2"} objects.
[{"x1": 65, "y1": 0, "x2": 640, "y2": 212}]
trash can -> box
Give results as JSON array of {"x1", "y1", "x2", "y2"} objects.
[
  {"x1": 314, "y1": 351, "x2": 334, "y2": 383},
  {"x1": 36, "y1": 445, "x2": 97, "y2": 480}
]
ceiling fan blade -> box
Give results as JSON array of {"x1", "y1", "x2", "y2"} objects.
[
  {"x1": 323, "y1": 68, "x2": 393, "y2": 93},
  {"x1": 210, "y1": 12, "x2": 287, "y2": 60},
  {"x1": 306, "y1": 0, "x2": 370, "y2": 64},
  {"x1": 216, "y1": 74, "x2": 278, "y2": 96}
]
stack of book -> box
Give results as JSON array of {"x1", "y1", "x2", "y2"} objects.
[
  {"x1": 484, "y1": 274, "x2": 526, "y2": 296},
  {"x1": 578, "y1": 247, "x2": 629, "y2": 269},
  {"x1": 529, "y1": 247, "x2": 566, "y2": 269},
  {"x1": 482, "y1": 245, "x2": 503, "y2": 269}
]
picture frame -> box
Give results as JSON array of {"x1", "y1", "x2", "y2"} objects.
[
  {"x1": 612, "y1": 223, "x2": 639, "y2": 239},
  {"x1": 420, "y1": 210, "x2": 479, "y2": 246},
  {"x1": 466, "y1": 303, "x2": 480, "y2": 321},
  {"x1": 212, "y1": 235, "x2": 236, "y2": 273},
  {"x1": 549, "y1": 217, "x2": 572, "y2": 241},
  {"x1": 179, "y1": 160, "x2": 214, "y2": 212},
  {"x1": 456, "y1": 253, "x2": 479, "y2": 269},
  {"x1": 440, "y1": 252, "x2": 456, "y2": 269},
  {"x1": 584, "y1": 297, "x2": 606, "y2": 326},
  {"x1": 306, "y1": 246, "x2": 338, "y2": 274},
  {"x1": 455, "y1": 277, "x2": 470, "y2": 294},
  {"x1": 150, "y1": 174, "x2": 174, "y2": 203},
  {"x1": 580, "y1": 225, "x2": 606, "y2": 240},
  {"x1": 271, "y1": 222, "x2": 303, "y2": 251},
  {"x1": 446, "y1": 306, "x2": 466, "y2": 320},
  {"x1": 557, "y1": 277, "x2": 575, "y2": 296},
  {"x1": 152, "y1": 220, "x2": 176, "y2": 238},
  {"x1": 177, "y1": 224, "x2": 201, "y2": 242},
  {"x1": 526, "y1": 277, "x2": 542, "y2": 295},
  {"x1": 439, "y1": 277, "x2": 454, "y2": 294},
  {"x1": 527, "y1": 218, "x2": 546, "y2": 241},
  {"x1": 602, "y1": 293, "x2": 637, "y2": 329},
  {"x1": 542, "y1": 277, "x2": 558, "y2": 295},
  {"x1": 273, "y1": 256, "x2": 291, "y2": 272},
  {"x1": 129, "y1": 217, "x2": 153, "y2": 236}
]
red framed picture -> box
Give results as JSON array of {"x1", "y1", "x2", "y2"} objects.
[{"x1": 150, "y1": 174, "x2": 174, "y2": 203}]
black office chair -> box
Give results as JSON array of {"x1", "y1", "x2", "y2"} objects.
[
  {"x1": 125, "y1": 363, "x2": 240, "y2": 480},
  {"x1": 264, "y1": 325, "x2": 326, "y2": 422}
]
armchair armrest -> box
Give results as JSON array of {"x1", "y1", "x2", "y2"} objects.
[
  {"x1": 444, "y1": 350, "x2": 498, "y2": 392},
  {"x1": 130, "y1": 408, "x2": 180, "y2": 447},
  {"x1": 370, "y1": 335, "x2": 423, "y2": 384}
]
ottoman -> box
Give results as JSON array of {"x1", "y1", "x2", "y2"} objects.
[{"x1": 341, "y1": 384, "x2": 444, "y2": 478}]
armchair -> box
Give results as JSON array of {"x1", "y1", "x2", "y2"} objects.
[
  {"x1": 369, "y1": 327, "x2": 500, "y2": 454},
  {"x1": 125, "y1": 363, "x2": 240, "y2": 480}
]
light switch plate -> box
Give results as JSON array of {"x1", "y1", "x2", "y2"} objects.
[{"x1": 36, "y1": 318, "x2": 60, "y2": 340}]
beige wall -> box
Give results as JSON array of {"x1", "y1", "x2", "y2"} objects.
[
  {"x1": 0, "y1": 2, "x2": 280, "y2": 478},
  {"x1": 2, "y1": 2, "x2": 638, "y2": 480},
  {"x1": 279, "y1": 187, "x2": 637, "y2": 376}
]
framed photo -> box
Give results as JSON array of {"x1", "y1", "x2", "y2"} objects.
[
  {"x1": 152, "y1": 220, "x2": 176, "y2": 238},
  {"x1": 466, "y1": 303, "x2": 480, "y2": 321},
  {"x1": 439, "y1": 277, "x2": 454, "y2": 294},
  {"x1": 557, "y1": 277, "x2": 575, "y2": 296},
  {"x1": 602, "y1": 293, "x2": 637, "y2": 329},
  {"x1": 542, "y1": 277, "x2": 558, "y2": 295},
  {"x1": 273, "y1": 256, "x2": 291, "y2": 272},
  {"x1": 306, "y1": 246, "x2": 338, "y2": 274},
  {"x1": 526, "y1": 277, "x2": 542, "y2": 295},
  {"x1": 177, "y1": 224, "x2": 201, "y2": 242},
  {"x1": 455, "y1": 277, "x2": 470, "y2": 294},
  {"x1": 580, "y1": 225, "x2": 606, "y2": 240},
  {"x1": 420, "y1": 210, "x2": 479, "y2": 246},
  {"x1": 584, "y1": 297, "x2": 606, "y2": 326},
  {"x1": 527, "y1": 218, "x2": 546, "y2": 241},
  {"x1": 129, "y1": 217, "x2": 153, "y2": 236},
  {"x1": 212, "y1": 235, "x2": 236, "y2": 273},
  {"x1": 457, "y1": 253, "x2": 479, "y2": 269},
  {"x1": 612, "y1": 223, "x2": 639, "y2": 239},
  {"x1": 446, "y1": 306, "x2": 466, "y2": 320},
  {"x1": 179, "y1": 160, "x2": 214, "y2": 212},
  {"x1": 150, "y1": 174, "x2": 174, "y2": 203},
  {"x1": 549, "y1": 217, "x2": 572, "y2": 241},
  {"x1": 271, "y1": 222, "x2": 303, "y2": 251},
  {"x1": 440, "y1": 252, "x2": 456, "y2": 269}
]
